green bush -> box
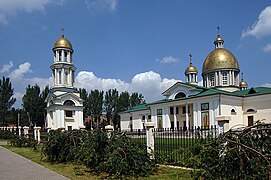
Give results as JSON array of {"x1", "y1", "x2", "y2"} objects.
[
  {"x1": 99, "y1": 133, "x2": 156, "y2": 178},
  {"x1": 9, "y1": 135, "x2": 37, "y2": 150},
  {"x1": 75, "y1": 130, "x2": 108, "y2": 170},
  {"x1": 0, "y1": 130, "x2": 14, "y2": 139}
]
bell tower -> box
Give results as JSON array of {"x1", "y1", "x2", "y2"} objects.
[{"x1": 51, "y1": 28, "x2": 76, "y2": 88}]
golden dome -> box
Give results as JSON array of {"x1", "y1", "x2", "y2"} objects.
[
  {"x1": 185, "y1": 65, "x2": 198, "y2": 74},
  {"x1": 214, "y1": 34, "x2": 224, "y2": 43},
  {"x1": 202, "y1": 48, "x2": 239, "y2": 74},
  {"x1": 240, "y1": 80, "x2": 248, "y2": 87},
  {"x1": 53, "y1": 35, "x2": 73, "y2": 50}
]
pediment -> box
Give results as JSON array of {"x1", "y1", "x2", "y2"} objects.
[{"x1": 162, "y1": 82, "x2": 205, "y2": 99}]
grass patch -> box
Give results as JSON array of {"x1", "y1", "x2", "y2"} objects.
[{"x1": 1, "y1": 145, "x2": 192, "y2": 180}]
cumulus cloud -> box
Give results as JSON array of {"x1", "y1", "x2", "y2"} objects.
[
  {"x1": 0, "y1": 61, "x2": 14, "y2": 73},
  {"x1": 261, "y1": 83, "x2": 271, "y2": 87},
  {"x1": 76, "y1": 71, "x2": 178, "y2": 102},
  {"x1": 155, "y1": 56, "x2": 180, "y2": 64},
  {"x1": 263, "y1": 43, "x2": 271, "y2": 53},
  {"x1": 85, "y1": 0, "x2": 118, "y2": 12},
  {"x1": 9, "y1": 62, "x2": 32, "y2": 80},
  {"x1": 0, "y1": 0, "x2": 64, "y2": 25},
  {"x1": 242, "y1": 6, "x2": 271, "y2": 38}
]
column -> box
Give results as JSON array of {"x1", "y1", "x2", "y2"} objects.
[
  {"x1": 56, "y1": 51, "x2": 59, "y2": 61},
  {"x1": 218, "y1": 71, "x2": 222, "y2": 85},
  {"x1": 229, "y1": 70, "x2": 232, "y2": 85},
  {"x1": 206, "y1": 75, "x2": 209, "y2": 87},
  {"x1": 54, "y1": 69, "x2": 57, "y2": 85},
  {"x1": 23, "y1": 126, "x2": 29, "y2": 138},
  {"x1": 70, "y1": 69, "x2": 72, "y2": 86},
  {"x1": 193, "y1": 103, "x2": 197, "y2": 127},
  {"x1": 67, "y1": 52, "x2": 71, "y2": 63},
  {"x1": 173, "y1": 106, "x2": 177, "y2": 129},
  {"x1": 34, "y1": 127, "x2": 37, "y2": 140},
  {"x1": 18, "y1": 126, "x2": 21, "y2": 136},
  {"x1": 185, "y1": 104, "x2": 189, "y2": 130},
  {"x1": 61, "y1": 50, "x2": 64, "y2": 62},
  {"x1": 197, "y1": 103, "x2": 201, "y2": 127},
  {"x1": 145, "y1": 122, "x2": 155, "y2": 159},
  {"x1": 61, "y1": 110, "x2": 65, "y2": 128},
  {"x1": 62, "y1": 68, "x2": 65, "y2": 85}
]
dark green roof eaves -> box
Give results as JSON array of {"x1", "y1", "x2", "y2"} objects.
[{"x1": 120, "y1": 104, "x2": 150, "y2": 114}]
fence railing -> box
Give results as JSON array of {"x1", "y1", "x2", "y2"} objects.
[{"x1": 154, "y1": 126, "x2": 218, "y2": 165}]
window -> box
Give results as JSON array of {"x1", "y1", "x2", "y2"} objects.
[
  {"x1": 142, "y1": 115, "x2": 145, "y2": 120},
  {"x1": 64, "y1": 51, "x2": 67, "y2": 62},
  {"x1": 64, "y1": 100, "x2": 75, "y2": 106},
  {"x1": 59, "y1": 71, "x2": 62, "y2": 84},
  {"x1": 231, "y1": 109, "x2": 236, "y2": 115},
  {"x1": 175, "y1": 92, "x2": 186, "y2": 99},
  {"x1": 201, "y1": 103, "x2": 209, "y2": 128},
  {"x1": 157, "y1": 109, "x2": 162, "y2": 115},
  {"x1": 182, "y1": 106, "x2": 190, "y2": 114},
  {"x1": 65, "y1": 111, "x2": 73, "y2": 117},
  {"x1": 148, "y1": 115, "x2": 151, "y2": 120},
  {"x1": 210, "y1": 73, "x2": 215, "y2": 87},
  {"x1": 68, "y1": 126, "x2": 72, "y2": 131},
  {"x1": 176, "y1": 107, "x2": 179, "y2": 114},
  {"x1": 170, "y1": 107, "x2": 174, "y2": 115},
  {"x1": 222, "y1": 71, "x2": 228, "y2": 85},
  {"x1": 247, "y1": 109, "x2": 256, "y2": 113},
  {"x1": 65, "y1": 71, "x2": 68, "y2": 84}
]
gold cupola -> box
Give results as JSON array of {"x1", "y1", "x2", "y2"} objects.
[
  {"x1": 201, "y1": 27, "x2": 240, "y2": 92},
  {"x1": 53, "y1": 30, "x2": 73, "y2": 51},
  {"x1": 239, "y1": 73, "x2": 248, "y2": 90},
  {"x1": 185, "y1": 54, "x2": 198, "y2": 84}
]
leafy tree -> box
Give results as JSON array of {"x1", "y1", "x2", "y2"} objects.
[
  {"x1": 22, "y1": 84, "x2": 44, "y2": 127},
  {"x1": 79, "y1": 88, "x2": 89, "y2": 116},
  {"x1": 130, "y1": 92, "x2": 144, "y2": 107},
  {"x1": 88, "y1": 89, "x2": 104, "y2": 128},
  {"x1": 0, "y1": 76, "x2": 16, "y2": 126},
  {"x1": 104, "y1": 89, "x2": 119, "y2": 129}
]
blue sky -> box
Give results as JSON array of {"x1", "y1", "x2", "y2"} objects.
[{"x1": 0, "y1": 0, "x2": 271, "y2": 107}]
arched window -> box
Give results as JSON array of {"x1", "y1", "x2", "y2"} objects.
[
  {"x1": 222, "y1": 71, "x2": 228, "y2": 85},
  {"x1": 175, "y1": 92, "x2": 186, "y2": 99},
  {"x1": 209, "y1": 73, "x2": 215, "y2": 87},
  {"x1": 64, "y1": 100, "x2": 75, "y2": 106},
  {"x1": 247, "y1": 109, "x2": 256, "y2": 113},
  {"x1": 231, "y1": 108, "x2": 236, "y2": 115}
]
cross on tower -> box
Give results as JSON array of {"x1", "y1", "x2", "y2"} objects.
[
  {"x1": 61, "y1": 27, "x2": 65, "y2": 37},
  {"x1": 189, "y1": 53, "x2": 192, "y2": 65},
  {"x1": 217, "y1": 26, "x2": 220, "y2": 34}
]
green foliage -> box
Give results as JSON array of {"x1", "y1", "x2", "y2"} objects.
[
  {"x1": 22, "y1": 84, "x2": 47, "y2": 127},
  {"x1": 41, "y1": 129, "x2": 86, "y2": 163},
  {"x1": 9, "y1": 135, "x2": 37, "y2": 150},
  {"x1": 75, "y1": 130, "x2": 108, "y2": 169},
  {"x1": 100, "y1": 133, "x2": 156, "y2": 178},
  {"x1": 0, "y1": 130, "x2": 14, "y2": 139},
  {"x1": 190, "y1": 123, "x2": 271, "y2": 179},
  {"x1": 41, "y1": 129, "x2": 156, "y2": 178},
  {"x1": 0, "y1": 76, "x2": 16, "y2": 126}
]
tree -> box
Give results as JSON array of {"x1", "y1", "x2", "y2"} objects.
[
  {"x1": 0, "y1": 76, "x2": 16, "y2": 126},
  {"x1": 79, "y1": 88, "x2": 89, "y2": 116},
  {"x1": 88, "y1": 89, "x2": 104, "y2": 128},
  {"x1": 22, "y1": 84, "x2": 44, "y2": 127},
  {"x1": 104, "y1": 89, "x2": 119, "y2": 129},
  {"x1": 129, "y1": 92, "x2": 144, "y2": 107}
]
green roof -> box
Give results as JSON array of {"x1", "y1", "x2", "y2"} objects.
[
  {"x1": 232, "y1": 87, "x2": 271, "y2": 97},
  {"x1": 120, "y1": 103, "x2": 150, "y2": 114}
]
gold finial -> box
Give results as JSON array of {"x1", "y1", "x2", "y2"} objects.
[
  {"x1": 189, "y1": 53, "x2": 192, "y2": 66},
  {"x1": 61, "y1": 27, "x2": 65, "y2": 37}
]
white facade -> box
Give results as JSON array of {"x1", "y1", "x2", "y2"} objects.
[
  {"x1": 120, "y1": 31, "x2": 271, "y2": 132},
  {"x1": 46, "y1": 33, "x2": 85, "y2": 131}
]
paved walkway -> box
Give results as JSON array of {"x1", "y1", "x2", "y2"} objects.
[{"x1": 0, "y1": 143, "x2": 69, "y2": 180}]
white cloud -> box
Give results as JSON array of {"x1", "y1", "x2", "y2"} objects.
[
  {"x1": 155, "y1": 56, "x2": 180, "y2": 64},
  {"x1": 85, "y1": 0, "x2": 118, "y2": 12},
  {"x1": 261, "y1": 83, "x2": 271, "y2": 87},
  {"x1": 0, "y1": 0, "x2": 64, "y2": 25},
  {"x1": 242, "y1": 6, "x2": 271, "y2": 38},
  {"x1": 263, "y1": 43, "x2": 271, "y2": 53},
  {"x1": 9, "y1": 62, "x2": 32, "y2": 80},
  {"x1": 0, "y1": 61, "x2": 14, "y2": 73},
  {"x1": 75, "y1": 70, "x2": 178, "y2": 102}
]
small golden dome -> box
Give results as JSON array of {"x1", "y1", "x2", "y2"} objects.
[
  {"x1": 53, "y1": 35, "x2": 73, "y2": 50},
  {"x1": 185, "y1": 65, "x2": 198, "y2": 74},
  {"x1": 202, "y1": 48, "x2": 239, "y2": 74},
  {"x1": 214, "y1": 34, "x2": 224, "y2": 43},
  {"x1": 240, "y1": 80, "x2": 248, "y2": 87}
]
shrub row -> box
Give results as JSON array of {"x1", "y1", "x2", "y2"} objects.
[
  {"x1": 0, "y1": 130, "x2": 14, "y2": 139},
  {"x1": 41, "y1": 129, "x2": 156, "y2": 178}
]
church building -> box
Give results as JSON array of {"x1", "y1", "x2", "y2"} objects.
[
  {"x1": 45, "y1": 31, "x2": 85, "y2": 131},
  {"x1": 120, "y1": 30, "x2": 271, "y2": 133}
]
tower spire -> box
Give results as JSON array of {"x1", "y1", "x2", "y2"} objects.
[
  {"x1": 189, "y1": 53, "x2": 192, "y2": 66},
  {"x1": 214, "y1": 26, "x2": 224, "y2": 48},
  {"x1": 61, "y1": 27, "x2": 65, "y2": 38},
  {"x1": 217, "y1": 26, "x2": 220, "y2": 35}
]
